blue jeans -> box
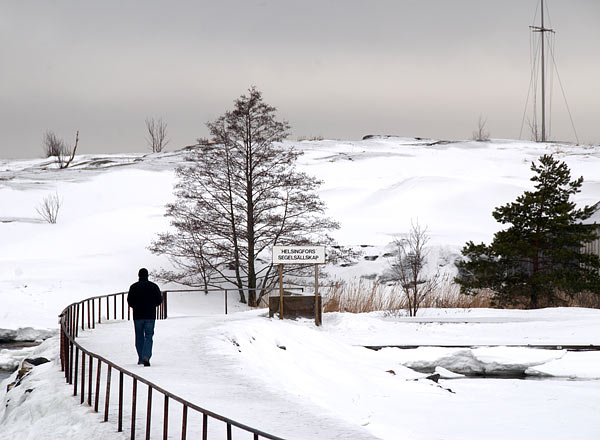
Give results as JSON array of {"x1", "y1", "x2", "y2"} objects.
[{"x1": 133, "y1": 319, "x2": 155, "y2": 362}]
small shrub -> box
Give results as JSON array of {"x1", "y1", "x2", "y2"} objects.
[
  {"x1": 36, "y1": 192, "x2": 62, "y2": 224},
  {"x1": 297, "y1": 135, "x2": 325, "y2": 142},
  {"x1": 43, "y1": 131, "x2": 67, "y2": 158},
  {"x1": 472, "y1": 116, "x2": 490, "y2": 142},
  {"x1": 42, "y1": 130, "x2": 78, "y2": 168}
]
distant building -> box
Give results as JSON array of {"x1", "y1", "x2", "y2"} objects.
[{"x1": 582, "y1": 209, "x2": 600, "y2": 267}]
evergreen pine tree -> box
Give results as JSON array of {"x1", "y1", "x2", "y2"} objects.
[{"x1": 456, "y1": 154, "x2": 600, "y2": 308}]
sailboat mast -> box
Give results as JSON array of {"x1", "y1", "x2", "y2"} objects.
[
  {"x1": 524, "y1": 1, "x2": 577, "y2": 144},
  {"x1": 540, "y1": 0, "x2": 546, "y2": 141},
  {"x1": 530, "y1": 0, "x2": 553, "y2": 142}
]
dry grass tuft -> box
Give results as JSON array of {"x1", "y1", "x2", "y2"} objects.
[
  {"x1": 418, "y1": 275, "x2": 493, "y2": 309},
  {"x1": 557, "y1": 291, "x2": 600, "y2": 309},
  {"x1": 322, "y1": 278, "x2": 600, "y2": 313},
  {"x1": 322, "y1": 277, "x2": 492, "y2": 314},
  {"x1": 323, "y1": 280, "x2": 403, "y2": 313}
]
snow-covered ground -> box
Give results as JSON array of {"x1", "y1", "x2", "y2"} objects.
[
  {"x1": 2, "y1": 298, "x2": 600, "y2": 439},
  {"x1": 1, "y1": 138, "x2": 600, "y2": 439}
]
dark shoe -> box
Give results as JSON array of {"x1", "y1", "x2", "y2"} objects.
[
  {"x1": 138, "y1": 361, "x2": 143, "y2": 365},
  {"x1": 142, "y1": 358, "x2": 150, "y2": 367}
]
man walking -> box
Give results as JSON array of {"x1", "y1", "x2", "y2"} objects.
[{"x1": 127, "y1": 268, "x2": 163, "y2": 366}]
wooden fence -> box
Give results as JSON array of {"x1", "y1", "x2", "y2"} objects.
[{"x1": 58, "y1": 291, "x2": 284, "y2": 440}]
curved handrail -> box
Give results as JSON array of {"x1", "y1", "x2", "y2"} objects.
[{"x1": 58, "y1": 291, "x2": 284, "y2": 440}]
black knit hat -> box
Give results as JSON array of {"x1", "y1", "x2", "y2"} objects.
[{"x1": 138, "y1": 268, "x2": 149, "y2": 278}]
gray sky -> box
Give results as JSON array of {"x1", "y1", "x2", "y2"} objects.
[{"x1": 1, "y1": 0, "x2": 599, "y2": 159}]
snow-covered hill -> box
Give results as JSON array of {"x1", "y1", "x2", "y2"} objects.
[
  {"x1": 2, "y1": 138, "x2": 600, "y2": 439},
  {"x1": 1, "y1": 137, "x2": 599, "y2": 332}
]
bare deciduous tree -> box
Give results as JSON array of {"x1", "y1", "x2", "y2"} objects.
[
  {"x1": 60, "y1": 131, "x2": 79, "y2": 169},
  {"x1": 43, "y1": 130, "x2": 79, "y2": 169},
  {"x1": 472, "y1": 116, "x2": 490, "y2": 142},
  {"x1": 151, "y1": 87, "x2": 339, "y2": 306},
  {"x1": 43, "y1": 131, "x2": 65, "y2": 158},
  {"x1": 36, "y1": 192, "x2": 62, "y2": 224},
  {"x1": 388, "y1": 221, "x2": 440, "y2": 316},
  {"x1": 153, "y1": 226, "x2": 216, "y2": 295},
  {"x1": 145, "y1": 117, "x2": 169, "y2": 153}
]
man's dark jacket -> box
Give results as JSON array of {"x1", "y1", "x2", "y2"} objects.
[{"x1": 127, "y1": 277, "x2": 163, "y2": 320}]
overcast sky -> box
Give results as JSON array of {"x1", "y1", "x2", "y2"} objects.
[{"x1": 1, "y1": 0, "x2": 599, "y2": 159}]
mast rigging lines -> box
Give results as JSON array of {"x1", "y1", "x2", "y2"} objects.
[{"x1": 519, "y1": 0, "x2": 579, "y2": 144}]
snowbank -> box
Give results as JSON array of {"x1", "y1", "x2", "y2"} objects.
[{"x1": 0, "y1": 337, "x2": 128, "y2": 440}]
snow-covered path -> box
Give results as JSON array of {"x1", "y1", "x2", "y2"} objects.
[
  {"x1": 3, "y1": 302, "x2": 600, "y2": 439},
  {"x1": 76, "y1": 298, "x2": 600, "y2": 440},
  {"x1": 81, "y1": 313, "x2": 379, "y2": 440}
]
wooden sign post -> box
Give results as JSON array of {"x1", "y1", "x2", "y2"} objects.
[
  {"x1": 314, "y1": 263, "x2": 319, "y2": 325},
  {"x1": 279, "y1": 263, "x2": 284, "y2": 320},
  {"x1": 272, "y1": 246, "x2": 326, "y2": 326}
]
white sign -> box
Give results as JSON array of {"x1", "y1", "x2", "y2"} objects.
[{"x1": 272, "y1": 246, "x2": 326, "y2": 264}]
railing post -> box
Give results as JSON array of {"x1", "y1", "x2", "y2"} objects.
[
  {"x1": 59, "y1": 326, "x2": 65, "y2": 372},
  {"x1": 66, "y1": 332, "x2": 70, "y2": 379},
  {"x1": 181, "y1": 405, "x2": 188, "y2": 440},
  {"x1": 131, "y1": 378, "x2": 137, "y2": 440},
  {"x1": 76, "y1": 303, "x2": 81, "y2": 337},
  {"x1": 81, "y1": 352, "x2": 86, "y2": 404},
  {"x1": 104, "y1": 365, "x2": 112, "y2": 422},
  {"x1": 69, "y1": 342, "x2": 74, "y2": 384},
  {"x1": 163, "y1": 291, "x2": 168, "y2": 319},
  {"x1": 94, "y1": 359, "x2": 101, "y2": 412},
  {"x1": 202, "y1": 414, "x2": 208, "y2": 440},
  {"x1": 163, "y1": 395, "x2": 169, "y2": 440},
  {"x1": 227, "y1": 423, "x2": 232, "y2": 440},
  {"x1": 60, "y1": 328, "x2": 66, "y2": 375},
  {"x1": 115, "y1": 294, "x2": 118, "y2": 320},
  {"x1": 92, "y1": 299, "x2": 96, "y2": 329},
  {"x1": 225, "y1": 290, "x2": 228, "y2": 315},
  {"x1": 118, "y1": 371, "x2": 124, "y2": 432},
  {"x1": 88, "y1": 355, "x2": 93, "y2": 405},
  {"x1": 73, "y1": 347, "x2": 79, "y2": 396},
  {"x1": 63, "y1": 332, "x2": 69, "y2": 379},
  {"x1": 87, "y1": 299, "x2": 91, "y2": 329},
  {"x1": 146, "y1": 386, "x2": 152, "y2": 440}
]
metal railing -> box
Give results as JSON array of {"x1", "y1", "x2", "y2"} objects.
[
  {"x1": 59, "y1": 291, "x2": 285, "y2": 440},
  {"x1": 163, "y1": 287, "x2": 304, "y2": 314}
]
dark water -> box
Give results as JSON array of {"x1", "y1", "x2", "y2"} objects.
[{"x1": 1, "y1": 343, "x2": 31, "y2": 382}]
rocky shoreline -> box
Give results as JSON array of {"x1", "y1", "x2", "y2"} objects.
[
  {"x1": 0, "y1": 327, "x2": 56, "y2": 344},
  {"x1": 0, "y1": 328, "x2": 56, "y2": 374}
]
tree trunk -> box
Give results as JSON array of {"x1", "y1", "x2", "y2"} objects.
[
  {"x1": 246, "y1": 118, "x2": 257, "y2": 307},
  {"x1": 225, "y1": 146, "x2": 246, "y2": 303}
]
